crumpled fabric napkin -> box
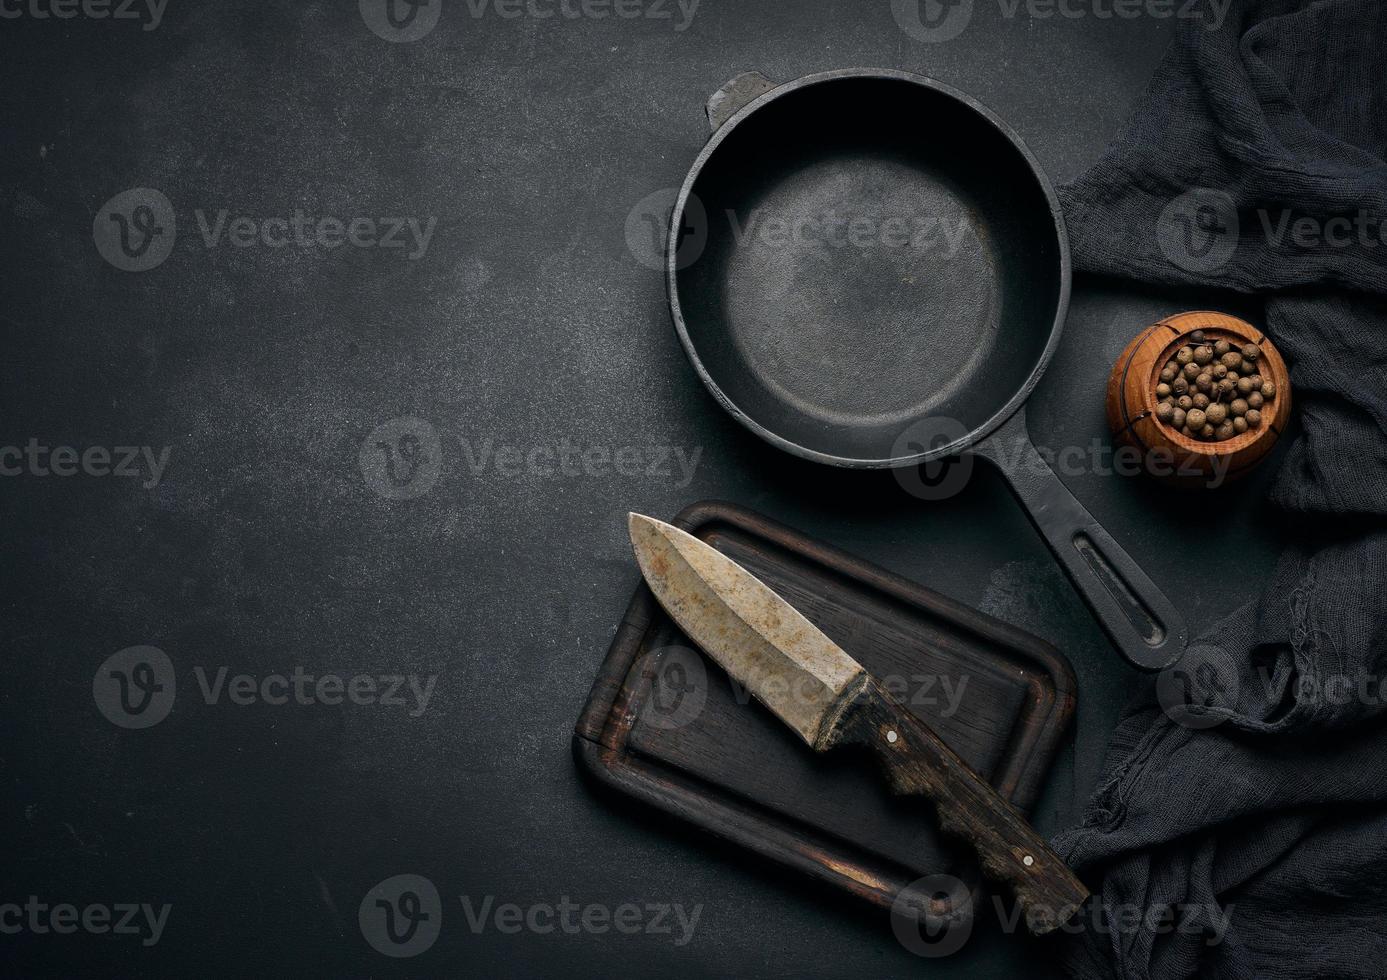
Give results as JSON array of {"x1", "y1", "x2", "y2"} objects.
[{"x1": 1052, "y1": 1, "x2": 1387, "y2": 976}]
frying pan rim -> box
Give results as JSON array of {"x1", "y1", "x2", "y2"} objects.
[{"x1": 665, "y1": 67, "x2": 1073, "y2": 469}]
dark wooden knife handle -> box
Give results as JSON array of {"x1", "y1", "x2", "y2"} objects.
[{"x1": 837, "y1": 679, "x2": 1088, "y2": 935}]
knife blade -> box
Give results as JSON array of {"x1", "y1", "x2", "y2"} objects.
[{"x1": 628, "y1": 513, "x2": 1088, "y2": 935}]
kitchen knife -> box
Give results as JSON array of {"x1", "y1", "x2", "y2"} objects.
[{"x1": 628, "y1": 513, "x2": 1088, "y2": 935}]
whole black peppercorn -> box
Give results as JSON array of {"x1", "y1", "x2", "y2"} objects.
[
  {"x1": 1211, "y1": 363, "x2": 1228, "y2": 379},
  {"x1": 1184, "y1": 362, "x2": 1202, "y2": 380},
  {"x1": 1246, "y1": 409, "x2": 1262, "y2": 426},
  {"x1": 1186, "y1": 408, "x2": 1207, "y2": 430},
  {"x1": 1156, "y1": 401, "x2": 1174, "y2": 423},
  {"x1": 1207, "y1": 403, "x2": 1228, "y2": 424},
  {"x1": 1196, "y1": 372, "x2": 1213, "y2": 392},
  {"x1": 1176, "y1": 346, "x2": 1194, "y2": 365},
  {"x1": 1236, "y1": 377, "x2": 1255, "y2": 396},
  {"x1": 1194, "y1": 346, "x2": 1214, "y2": 366},
  {"x1": 1173, "y1": 376, "x2": 1190, "y2": 395},
  {"x1": 1192, "y1": 393, "x2": 1210, "y2": 409},
  {"x1": 1160, "y1": 365, "x2": 1177, "y2": 383},
  {"x1": 1241, "y1": 343, "x2": 1260, "y2": 361},
  {"x1": 1221, "y1": 351, "x2": 1242, "y2": 370},
  {"x1": 1156, "y1": 382, "x2": 1171, "y2": 398},
  {"x1": 1190, "y1": 330, "x2": 1206, "y2": 343},
  {"x1": 1261, "y1": 380, "x2": 1277, "y2": 400},
  {"x1": 1213, "y1": 339, "x2": 1231, "y2": 357},
  {"x1": 1172, "y1": 407, "x2": 1187, "y2": 429},
  {"x1": 1177, "y1": 395, "x2": 1193, "y2": 410},
  {"x1": 1233, "y1": 416, "x2": 1248, "y2": 434},
  {"x1": 1247, "y1": 391, "x2": 1264, "y2": 409},
  {"x1": 1230, "y1": 398, "x2": 1249, "y2": 416}
]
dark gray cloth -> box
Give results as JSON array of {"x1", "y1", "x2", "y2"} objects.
[{"x1": 1052, "y1": 1, "x2": 1387, "y2": 977}]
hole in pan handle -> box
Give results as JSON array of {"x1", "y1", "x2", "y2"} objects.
[{"x1": 973, "y1": 408, "x2": 1188, "y2": 672}]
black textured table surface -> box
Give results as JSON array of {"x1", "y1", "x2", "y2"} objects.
[{"x1": 3, "y1": 3, "x2": 1289, "y2": 977}]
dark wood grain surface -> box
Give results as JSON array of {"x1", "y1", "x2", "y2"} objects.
[{"x1": 575, "y1": 500, "x2": 1077, "y2": 921}]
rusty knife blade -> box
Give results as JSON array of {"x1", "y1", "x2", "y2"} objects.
[{"x1": 628, "y1": 513, "x2": 867, "y2": 749}]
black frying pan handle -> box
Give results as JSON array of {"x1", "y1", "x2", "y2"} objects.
[
  {"x1": 973, "y1": 408, "x2": 1187, "y2": 671},
  {"x1": 706, "y1": 72, "x2": 778, "y2": 133}
]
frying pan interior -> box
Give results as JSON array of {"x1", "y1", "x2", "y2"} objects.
[{"x1": 673, "y1": 76, "x2": 1064, "y2": 465}]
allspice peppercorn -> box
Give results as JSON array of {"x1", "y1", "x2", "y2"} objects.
[{"x1": 1150, "y1": 331, "x2": 1278, "y2": 444}]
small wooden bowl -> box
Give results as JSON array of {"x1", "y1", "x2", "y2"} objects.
[{"x1": 1106, "y1": 311, "x2": 1291, "y2": 487}]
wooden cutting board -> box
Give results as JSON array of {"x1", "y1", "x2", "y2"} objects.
[{"x1": 573, "y1": 500, "x2": 1076, "y2": 920}]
